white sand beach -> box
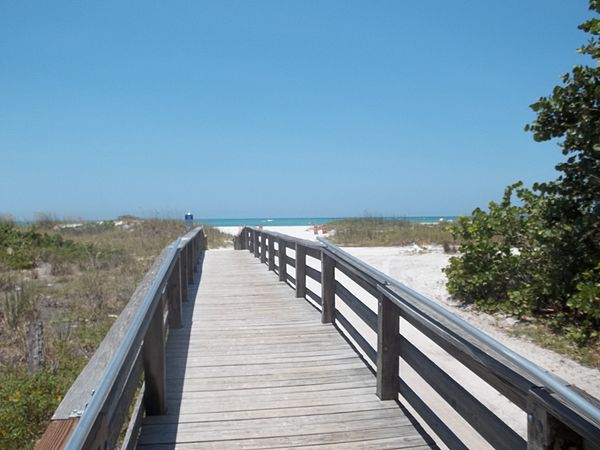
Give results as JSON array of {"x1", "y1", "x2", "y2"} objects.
[
  {"x1": 217, "y1": 225, "x2": 322, "y2": 241},
  {"x1": 221, "y1": 226, "x2": 600, "y2": 448}
]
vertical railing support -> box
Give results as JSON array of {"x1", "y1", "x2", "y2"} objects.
[
  {"x1": 296, "y1": 244, "x2": 306, "y2": 298},
  {"x1": 376, "y1": 292, "x2": 400, "y2": 400},
  {"x1": 321, "y1": 251, "x2": 335, "y2": 323},
  {"x1": 142, "y1": 293, "x2": 167, "y2": 415},
  {"x1": 278, "y1": 238, "x2": 287, "y2": 282},
  {"x1": 193, "y1": 236, "x2": 199, "y2": 273},
  {"x1": 180, "y1": 247, "x2": 188, "y2": 302},
  {"x1": 527, "y1": 387, "x2": 585, "y2": 450},
  {"x1": 167, "y1": 255, "x2": 183, "y2": 328},
  {"x1": 268, "y1": 236, "x2": 275, "y2": 271},
  {"x1": 253, "y1": 230, "x2": 259, "y2": 258},
  {"x1": 260, "y1": 232, "x2": 267, "y2": 264},
  {"x1": 187, "y1": 242, "x2": 193, "y2": 285}
]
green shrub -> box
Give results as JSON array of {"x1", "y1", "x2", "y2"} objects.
[
  {"x1": 0, "y1": 368, "x2": 73, "y2": 450},
  {"x1": 445, "y1": 182, "x2": 600, "y2": 344},
  {"x1": 0, "y1": 224, "x2": 104, "y2": 270}
]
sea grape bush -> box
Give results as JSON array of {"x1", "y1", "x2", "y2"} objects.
[
  {"x1": 0, "y1": 223, "x2": 99, "y2": 270},
  {"x1": 444, "y1": 1, "x2": 600, "y2": 344}
]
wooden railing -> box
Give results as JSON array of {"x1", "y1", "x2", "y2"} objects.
[
  {"x1": 37, "y1": 227, "x2": 207, "y2": 450},
  {"x1": 235, "y1": 226, "x2": 600, "y2": 450}
]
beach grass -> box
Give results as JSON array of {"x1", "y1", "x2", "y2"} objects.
[
  {"x1": 0, "y1": 216, "x2": 230, "y2": 449},
  {"x1": 327, "y1": 217, "x2": 458, "y2": 248}
]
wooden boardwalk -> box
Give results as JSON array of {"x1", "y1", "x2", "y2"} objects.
[{"x1": 137, "y1": 249, "x2": 434, "y2": 449}]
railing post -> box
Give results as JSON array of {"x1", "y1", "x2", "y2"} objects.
[
  {"x1": 187, "y1": 242, "x2": 193, "y2": 285},
  {"x1": 142, "y1": 293, "x2": 167, "y2": 415},
  {"x1": 193, "y1": 237, "x2": 199, "y2": 273},
  {"x1": 180, "y1": 246, "x2": 188, "y2": 302},
  {"x1": 167, "y1": 255, "x2": 183, "y2": 328},
  {"x1": 260, "y1": 233, "x2": 267, "y2": 264},
  {"x1": 376, "y1": 292, "x2": 400, "y2": 400},
  {"x1": 527, "y1": 387, "x2": 585, "y2": 450},
  {"x1": 247, "y1": 230, "x2": 252, "y2": 253},
  {"x1": 321, "y1": 251, "x2": 335, "y2": 323},
  {"x1": 278, "y1": 238, "x2": 287, "y2": 282},
  {"x1": 268, "y1": 236, "x2": 275, "y2": 271},
  {"x1": 296, "y1": 244, "x2": 306, "y2": 298},
  {"x1": 253, "y1": 230, "x2": 259, "y2": 258}
]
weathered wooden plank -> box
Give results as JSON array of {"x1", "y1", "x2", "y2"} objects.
[
  {"x1": 401, "y1": 336, "x2": 526, "y2": 450},
  {"x1": 335, "y1": 311, "x2": 377, "y2": 364},
  {"x1": 527, "y1": 386, "x2": 599, "y2": 450},
  {"x1": 136, "y1": 249, "x2": 431, "y2": 449},
  {"x1": 143, "y1": 400, "x2": 397, "y2": 425},
  {"x1": 35, "y1": 418, "x2": 79, "y2": 450},
  {"x1": 139, "y1": 415, "x2": 411, "y2": 445},
  {"x1": 305, "y1": 287, "x2": 322, "y2": 305},
  {"x1": 321, "y1": 252, "x2": 335, "y2": 324},
  {"x1": 141, "y1": 408, "x2": 404, "y2": 435},
  {"x1": 142, "y1": 295, "x2": 167, "y2": 415},
  {"x1": 278, "y1": 238, "x2": 287, "y2": 282},
  {"x1": 335, "y1": 257, "x2": 380, "y2": 298},
  {"x1": 121, "y1": 383, "x2": 144, "y2": 450},
  {"x1": 398, "y1": 377, "x2": 469, "y2": 450},
  {"x1": 376, "y1": 293, "x2": 399, "y2": 401},
  {"x1": 138, "y1": 423, "x2": 424, "y2": 449},
  {"x1": 306, "y1": 264, "x2": 321, "y2": 282},
  {"x1": 170, "y1": 380, "x2": 376, "y2": 399},
  {"x1": 335, "y1": 280, "x2": 377, "y2": 332},
  {"x1": 305, "y1": 245, "x2": 322, "y2": 259},
  {"x1": 296, "y1": 245, "x2": 307, "y2": 298},
  {"x1": 397, "y1": 294, "x2": 531, "y2": 410},
  {"x1": 260, "y1": 233, "x2": 267, "y2": 264},
  {"x1": 268, "y1": 235, "x2": 275, "y2": 271}
]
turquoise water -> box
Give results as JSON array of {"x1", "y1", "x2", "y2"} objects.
[{"x1": 195, "y1": 217, "x2": 459, "y2": 227}]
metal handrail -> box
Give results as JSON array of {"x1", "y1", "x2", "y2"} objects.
[
  {"x1": 248, "y1": 227, "x2": 324, "y2": 249},
  {"x1": 64, "y1": 226, "x2": 204, "y2": 448},
  {"x1": 317, "y1": 236, "x2": 600, "y2": 426}
]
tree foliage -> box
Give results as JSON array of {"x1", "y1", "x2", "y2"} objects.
[{"x1": 445, "y1": 2, "x2": 600, "y2": 344}]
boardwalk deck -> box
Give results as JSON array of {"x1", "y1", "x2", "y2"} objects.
[{"x1": 137, "y1": 250, "x2": 434, "y2": 449}]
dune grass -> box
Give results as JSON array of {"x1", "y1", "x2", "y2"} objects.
[
  {"x1": 0, "y1": 216, "x2": 230, "y2": 449},
  {"x1": 327, "y1": 217, "x2": 458, "y2": 249}
]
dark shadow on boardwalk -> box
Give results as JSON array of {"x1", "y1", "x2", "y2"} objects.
[{"x1": 154, "y1": 250, "x2": 205, "y2": 449}]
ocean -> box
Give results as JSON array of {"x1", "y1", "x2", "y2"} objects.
[{"x1": 195, "y1": 217, "x2": 458, "y2": 227}]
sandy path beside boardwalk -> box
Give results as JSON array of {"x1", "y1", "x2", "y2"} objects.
[
  {"x1": 345, "y1": 245, "x2": 600, "y2": 398},
  {"x1": 341, "y1": 246, "x2": 600, "y2": 448},
  {"x1": 217, "y1": 225, "x2": 320, "y2": 241},
  {"x1": 219, "y1": 226, "x2": 600, "y2": 447}
]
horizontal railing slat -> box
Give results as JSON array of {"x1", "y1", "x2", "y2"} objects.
[
  {"x1": 305, "y1": 246, "x2": 322, "y2": 259},
  {"x1": 400, "y1": 336, "x2": 526, "y2": 450},
  {"x1": 334, "y1": 257, "x2": 380, "y2": 298},
  {"x1": 335, "y1": 311, "x2": 376, "y2": 364},
  {"x1": 305, "y1": 265, "x2": 321, "y2": 282},
  {"x1": 305, "y1": 287, "x2": 321, "y2": 305},
  {"x1": 398, "y1": 377, "x2": 469, "y2": 450},
  {"x1": 393, "y1": 288, "x2": 531, "y2": 410},
  {"x1": 237, "y1": 227, "x2": 600, "y2": 448},
  {"x1": 335, "y1": 280, "x2": 377, "y2": 332},
  {"x1": 40, "y1": 227, "x2": 206, "y2": 450}
]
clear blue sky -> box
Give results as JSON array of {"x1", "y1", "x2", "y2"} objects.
[{"x1": 0, "y1": 1, "x2": 594, "y2": 220}]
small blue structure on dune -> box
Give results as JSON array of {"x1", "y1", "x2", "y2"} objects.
[{"x1": 184, "y1": 212, "x2": 193, "y2": 229}]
